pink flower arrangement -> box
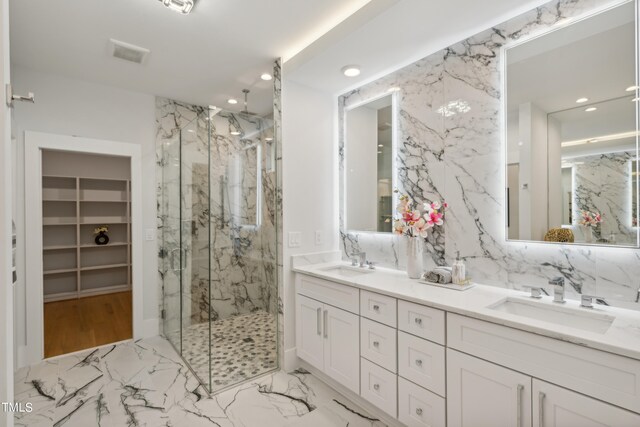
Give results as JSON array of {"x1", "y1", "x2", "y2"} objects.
[
  {"x1": 393, "y1": 193, "x2": 447, "y2": 238},
  {"x1": 578, "y1": 210, "x2": 603, "y2": 228}
]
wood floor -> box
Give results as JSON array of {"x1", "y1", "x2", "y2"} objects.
[{"x1": 44, "y1": 291, "x2": 132, "y2": 358}]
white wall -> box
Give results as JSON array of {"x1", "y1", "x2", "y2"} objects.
[
  {"x1": 282, "y1": 80, "x2": 337, "y2": 368},
  {"x1": 11, "y1": 67, "x2": 158, "y2": 368},
  {"x1": 345, "y1": 106, "x2": 377, "y2": 231}
]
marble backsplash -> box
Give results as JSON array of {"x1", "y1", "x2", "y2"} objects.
[{"x1": 339, "y1": 0, "x2": 640, "y2": 307}]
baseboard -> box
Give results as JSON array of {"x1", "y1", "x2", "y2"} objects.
[
  {"x1": 299, "y1": 361, "x2": 404, "y2": 427},
  {"x1": 141, "y1": 317, "x2": 160, "y2": 338},
  {"x1": 284, "y1": 347, "x2": 300, "y2": 372}
]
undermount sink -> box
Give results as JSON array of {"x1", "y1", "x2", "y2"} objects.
[
  {"x1": 319, "y1": 265, "x2": 374, "y2": 277},
  {"x1": 488, "y1": 297, "x2": 615, "y2": 334}
]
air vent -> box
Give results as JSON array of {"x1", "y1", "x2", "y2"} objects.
[{"x1": 109, "y1": 39, "x2": 150, "y2": 64}]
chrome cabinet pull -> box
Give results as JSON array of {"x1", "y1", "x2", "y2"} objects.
[
  {"x1": 415, "y1": 317, "x2": 422, "y2": 325},
  {"x1": 415, "y1": 359, "x2": 423, "y2": 367},
  {"x1": 316, "y1": 307, "x2": 321, "y2": 336},
  {"x1": 538, "y1": 391, "x2": 546, "y2": 427},
  {"x1": 373, "y1": 341, "x2": 380, "y2": 348},
  {"x1": 323, "y1": 310, "x2": 328, "y2": 338},
  {"x1": 373, "y1": 383, "x2": 380, "y2": 391},
  {"x1": 416, "y1": 408, "x2": 423, "y2": 416},
  {"x1": 373, "y1": 304, "x2": 380, "y2": 311},
  {"x1": 516, "y1": 384, "x2": 524, "y2": 427}
]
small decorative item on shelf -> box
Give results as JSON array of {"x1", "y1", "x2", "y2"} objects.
[
  {"x1": 544, "y1": 227, "x2": 574, "y2": 243},
  {"x1": 578, "y1": 210, "x2": 602, "y2": 244},
  {"x1": 94, "y1": 225, "x2": 110, "y2": 245},
  {"x1": 393, "y1": 191, "x2": 447, "y2": 279}
]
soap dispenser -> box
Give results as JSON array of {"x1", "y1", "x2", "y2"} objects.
[{"x1": 452, "y1": 252, "x2": 466, "y2": 285}]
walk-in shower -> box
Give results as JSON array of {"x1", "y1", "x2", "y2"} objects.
[{"x1": 159, "y1": 100, "x2": 279, "y2": 393}]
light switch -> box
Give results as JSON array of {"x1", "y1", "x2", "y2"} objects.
[
  {"x1": 145, "y1": 228, "x2": 156, "y2": 241},
  {"x1": 288, "y1": 231, "x2": 301, "y2": 248},
  {"x1": 315, "y1": 230, "x2": 323, "y2": 246}
]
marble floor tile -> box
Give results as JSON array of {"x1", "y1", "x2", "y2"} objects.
[{"x1": 14, "y1": 336, "x2": 384, "y2": 427}]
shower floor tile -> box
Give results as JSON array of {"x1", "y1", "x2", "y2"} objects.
[
  {"x1": 15, "y1": 336, "x2": 386, "y2": 427},
  {"x1": 173, "y1": 310, "x2": 278, "y2": 391}
]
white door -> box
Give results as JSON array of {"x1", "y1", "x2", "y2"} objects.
[
  {"x1": 447, "y1": 349, "x2": 532, "y2": 427},
  {"x1": 295, "y1": 295, "x2": 324, "y2": 371},
  {"x1": 0, "y1": 0, "x2": 14, "y2": 426},
  {"x1": 533, "y1": 380, "x2": 640, "y2": 427},
  {"x1": 323, "y1": 304, "x2": 360, "y2": 394}
]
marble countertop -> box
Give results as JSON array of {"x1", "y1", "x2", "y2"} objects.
[{"x1": 293, "y1": 261, "x2": 640, "y2": 361}]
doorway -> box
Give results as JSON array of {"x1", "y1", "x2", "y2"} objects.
[{"x1": 24, "y1": 131, "x2": 144, "y2": 365}]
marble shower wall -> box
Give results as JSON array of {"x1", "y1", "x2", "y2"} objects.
[
  {"x1": 340, "y1": 0, "x2": 640, "y2": 307},
  {"x1": 156, "y1": 93, "x2": 280, "y2": 333},
  {"x1": 573, "y1": 151, "x2": 637, "y2": 245}
]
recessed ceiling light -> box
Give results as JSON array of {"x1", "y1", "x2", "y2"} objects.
[
  {"x1": 576, "y1": 97, "x2": 589, "y2": 103},
  {"x1": 230, "y1": 131, "x2": 241, "y2": 136},
  {"x1": 158, "y1": 0, "x2": 196, "y2": 15},
  {"x1": 627, "y1": 86, "x2": 639, "y2": 92},
  {"x1": 378, "y1": 144, "x2": 384, "y2": 147},
  {"x1": 341, "y1": 65, "x2": 361, "y2": 77},
  {"x1": 518, "y1": 141, "x2": 523, "y2": 146},
  {"x1": 585, "y1": 107, "x2": 597, "y2": 112},
  {"x1": 260, "y1": 73, "x2": 272, "y2": 81},
  {"x1": 265, "y1": 137, "x2": 273, "y2": 141},
  {"x1": 633, "y1": 98, "x2": 640, "y2": 102},
  {"x1": 227, "y1": 98, "x2": 238, "y2": 105},
  {"x1": 377, "y1": 151, "x2": 382, "y2": 154}
]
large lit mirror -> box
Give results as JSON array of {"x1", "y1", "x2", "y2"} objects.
[
  {"x1": 505, "y1": 1, "x2": 639, "y2": 247},
  {"x1": 345, "y1": 93, "x2": 397, "y2": 232}
]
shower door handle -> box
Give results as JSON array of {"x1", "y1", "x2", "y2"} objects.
[{"x1": 170, "y1": 248, "x2": 180, "y2": 271}]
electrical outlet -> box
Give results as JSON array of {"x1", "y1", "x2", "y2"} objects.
[
  {"x1": 315, "y1": 230, "x2": 323, "y2": 246},
  {"x1": 288, "y1": 231, "x2": 301, "y2": 248},
  {"x1": 145, "y1": 228, "x2": 156, "y2": 241}
]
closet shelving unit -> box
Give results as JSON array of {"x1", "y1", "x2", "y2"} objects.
[{"x1": 42, "y1": 175, "x2": 132, "y2": 302}]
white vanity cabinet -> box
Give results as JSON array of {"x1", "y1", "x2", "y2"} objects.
[
  {"x1": 533, "y1": 380, "x2": 640, "y2": 427},
  {"x1": 295, "y1": 291, "x2": 360, "y2": 394},
  {"x1": 295, "y1": 271, "x2": 640, "y2": 427},
  {"x1": 447, "y1": 349, "x2": 532, "y2": 427}
]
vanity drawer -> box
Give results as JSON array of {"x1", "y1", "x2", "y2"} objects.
[
  {"x1": 296, "y1": 273, "x2": 359, "y2": 314},
  {"x1": 398, "y1": 377, "x2": 446, "y2": 427},
  {"x1": 398, "y1": 300, "x2": 445, "y2": 345},
  {"x1": 361, "y1": 317, "x2": 397, "y2": 373},
  {"x1": 360, "y1": 290, "x2": 397, "y2": 327},
  {"x1": 398, "y1": 331, "x2": 445, "y2": 396},
  {"x1": 447, "y1": 313, "x2": 640, "y2": 413},
  {"x1": 360, "y1": 357, "x2": 397, "y2": 418}
]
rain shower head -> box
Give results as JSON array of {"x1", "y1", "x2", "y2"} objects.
[{"x1": 238, "y1": 89, "x2": 257, "y2": 116}]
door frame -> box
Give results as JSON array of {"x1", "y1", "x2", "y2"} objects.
[
  {"x1": 0, "y1": 0, "x2": 14, "y2": 424},
  {"x1": 24, "y1": 131, "x2": 143, "y2": 365}
]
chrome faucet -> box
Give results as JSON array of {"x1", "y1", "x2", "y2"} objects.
[
  {"x1": 549, "y1": 277, "x2": 565, "y2": 303},
  {"x1": 349, "y1": 251, "x2": 366, "y2": 267}
]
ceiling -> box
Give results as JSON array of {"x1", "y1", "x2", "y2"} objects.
[
  {"x1": 9, "y1": 0, "x2": 372, "y2": 115},
  {"x1": 284, "y1": 0, "x2": 551, "y2": 95}
]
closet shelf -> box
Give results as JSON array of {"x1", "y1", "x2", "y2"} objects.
[
  {"x1": 43, "y1": 268, "x2": 77, "y2": 275},
  {"x1": 80, "y1": 263, "x2": 129, "y2": 272},
  {"x1": 80, "y1": 242, "x2": 129, "y2": 248},
  {"x1": 44, "y1": 245, "x2": 77, "y2": 251}
]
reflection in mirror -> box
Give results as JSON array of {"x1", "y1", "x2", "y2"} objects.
[
  {"x1": 345, "y1": 94, "x2": 396, "y2": 232},
  {"x1": 505, "y1": 1, "x2": 638, "y2": 247}
]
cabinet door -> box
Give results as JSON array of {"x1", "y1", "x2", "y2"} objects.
[
  {"x1": 533, "y1": 380, "x2": 640, "y2": 427},
  {"x1": 295, "y1": 294, "x2": 324, "y2": 371},
  {"x1": 323, "y1": 305, "x2": 360, "y2": 394},
  {"x1": 447, "y1": 349, "x2": 532, "y2": 427}
]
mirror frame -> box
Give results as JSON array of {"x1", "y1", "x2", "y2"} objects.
[
  {"x1": 343, "y1": 91, "x2": 399, "y2": 234},
  {"x1": 501, "y1": 0, "x2": 640, "y2": 248}
]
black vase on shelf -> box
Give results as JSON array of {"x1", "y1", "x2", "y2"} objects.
[{"x1": 95, "y1": 231, "x2": 109, "y2": 245}]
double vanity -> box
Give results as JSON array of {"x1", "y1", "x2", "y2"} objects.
[{"x1": 294, "y1": 261, "x2": 640, "y2": 427}]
